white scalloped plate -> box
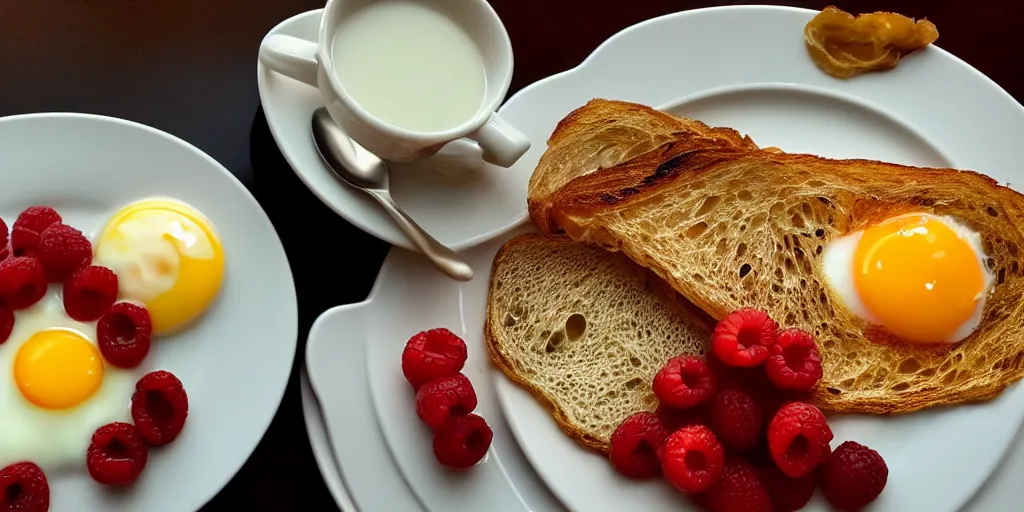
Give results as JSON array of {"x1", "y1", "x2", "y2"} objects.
[{"x1": 303, "y1": 4, "x2": 1024, "y2": 512}]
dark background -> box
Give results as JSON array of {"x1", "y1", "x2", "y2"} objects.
[{"x1": 1, "y1": 1, "x2": 1020, "y2": 510}]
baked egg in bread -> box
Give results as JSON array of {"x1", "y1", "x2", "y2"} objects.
[
  {"x1": 822, "y1": 213, "x2": 993, "y2": 344},
  {"x1": 531, "y1": 99, "x2": 1024, "y2": 414}
]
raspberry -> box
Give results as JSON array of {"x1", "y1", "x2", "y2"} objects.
[
  {"x1": 711, "y1": 308, "x2": 777, "y2": 367},
  {"x1": 608, "y1": 412, "x2": 668, "y2": 479},
  {"x1": 821, "y1": 441, "x2": 888, "y2": 512},
  {"x1": 402, "y1": 328, "x2": 467, "y2": 389},
  {"x1": 0, "y1": 217, "x2": 9, "y2": 261},
  {"x1": 36, "y1": 223, "x2": 92, "y2": 281},
  {"x1": 0, "y1": 307, "x2": 13, "y2": 345},
  {"x1": 87, "y1": 422, "x2": 148, "y2": 486},
  {"x1": 415, "y1": 373, "x2": 478, "y2": 430},
  {"x1": 708, "y1": 389, "x2": 764, "y2": 452},
  {"x1": 98, "y1": 302, "x2": 152, "y2": 368},
  {"x1": 0, "y1": 257, "x2": 47, "y2": 310},
  {"x1": 63, "y1": 265, "x2": 119, "y2": 321},
  {"x1": 660, "y1": 425, "x2": 725, "y2": 493},
  {"x1": 765, "y1": 329, "x2": 823, "y2": 391},
  {"x1": 703, "y1": 457, "x2": 772, "y2": 512},
  {"x1": 767, "y1": 402, "x2": 833, "y2": 478},
  {"x1": 655, "y1": 403, "x2": 706, "y2": 432},
  {"x1": 432, "y1": 413, "x2": 492, "y2": 469},
  {"x1": 0, "y1": 462, "x2": 48, "y2": 512},
  {"x1": 11, "y1": 206, "x2": 61, "y2": 257},
  {"x1": 652, "y1": 355, "x2": 716, "y2": 409},
  {"x1": 759, "y1": 462, "x2": 816, "y2": 512},
  {"x1": 131, "y1": 371, "x2": 189, "y2": 446}
]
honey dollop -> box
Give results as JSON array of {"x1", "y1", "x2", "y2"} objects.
[{"x1": 805, "y1": 6, "x2": 939, "y2": 79}]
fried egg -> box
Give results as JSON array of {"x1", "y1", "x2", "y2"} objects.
[
  {"x1": 93, "y1": 198, "x2": 224, "y2": 336},
  {"x1": 823, "y1": 213, "x2": 994, "y2": 344},
  {"x1": 0, "y1": 289, "x2": 138, "y2": 472}
]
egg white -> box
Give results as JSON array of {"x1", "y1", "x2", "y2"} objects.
[
  {"x1": 0, "y1": 286, "x2": 142, "y2": 473},
  {"x1": 822, "y1": 215, "x2": 994, "y2": 343}
]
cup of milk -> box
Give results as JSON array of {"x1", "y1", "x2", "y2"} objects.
[{"x1": 260, "y1": 0, "x2": 531, "y2": 168}]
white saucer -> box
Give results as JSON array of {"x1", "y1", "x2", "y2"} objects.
[
  {"x1": 0, "y1": 113, "x2": 298, "y2": 511},
  {"x1": 257, "y1": 10, "x2": 541, "y2": 252}
]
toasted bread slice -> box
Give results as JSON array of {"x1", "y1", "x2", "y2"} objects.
[
  {"x1": 485, "y1": 234, "x2": 711, "y2": 454},
  {"x1": 529, "y1": 99, "x2": 758, "y2": 233},
  {"x1": 533, "y1": 99, "x2": 1024, "y2": 414}
]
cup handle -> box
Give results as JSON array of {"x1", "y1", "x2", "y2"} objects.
[
  {"x1": 259, "y1": 34, "x2": 320, "y2": 88},
  {"x1": 465, "y1": 112, "x2": 532, "y2": 168}
]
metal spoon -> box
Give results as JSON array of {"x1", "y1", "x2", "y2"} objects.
[{"x1": 310, "y1": 108, "x2": 474, "y2": 281}]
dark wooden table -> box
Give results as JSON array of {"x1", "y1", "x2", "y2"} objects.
[{"x1": 2, "y1": 1, "x2": 1021, "y2": 510}]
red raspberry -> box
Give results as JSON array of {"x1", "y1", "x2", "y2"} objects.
[
  {"x1": 759, "y1": 462, "x2": 816, "y2": 512},
  {"x1": 711, "y1": 308, "x2": 777, "y2": 367},
  {"x1": 821, "y1": 441, "x2": 888, "y2": 512},
  {"x1": 652, "y1": 355, "x2": 716, "y2": 409},
  {"x1": 98, "y1": 302, "x2": 152, "y2": 368},
  {"x1": 655, "y1": 403, "x2": 706, "y2": 432},
  {"x1": 131, "y1": 371, "x2": 189, "y2": 446},
  {"x1": 765, "y1": 329, "x2": 823, "y2": 391},
  {"x1": 0, "y1": 461, "x2": 48, "y2": 512},
  {"x1": 432, "y1": 413, "x2": 492, "y2": 469},
  {"x1": 0, "y1": 217, "x2": 9, "y2": 261},
  {"x1": 0, "y1": 256, "x2": 47, "y2": 310},
  {"x1": 703, "y1": 457, "x2": 772, "y2": 512},
  {"x1": 63, "y1": 265, "x2": 119, "y2": 322},
  {"x1": 402, "y1": 328, "x2": 467, "y2": 389},
  {"x1": 11, "y1": 206, "x2": 61, "y2": 257},
  {"x1": 708, "y1": 389, "x2": 764, "y2": 452},
  {"x1": 660, "y1": 425, "x2": 725, "y2": 493},
  {"x1": 415, "y1": 373, "x2": 478, "y2": 430},
  {"x1": 87, "y1": 422, "x2": 148, "y2": 486},
  {"x1": 0, "y1": 307, "x2": 13, "y2": 345},
  {"x1": 767, "y1": 402, "x2": 833, "y2": 478},
  {"x1": 608, "y1": 412, "x2": 669, "y2": 479},
  {"x1": 37, "y1": 223, "x2": 92, "y2": 281}
]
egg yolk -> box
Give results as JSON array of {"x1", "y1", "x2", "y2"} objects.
[
  {"x1": 14, "y1": 329, "x2": 104, "y2": 409},
  {"x1": 94, "y1": 198, "x2": 224, "y2": 336},
  {"x1": 853, "y1": 213, "x2": 986, "y2": 343}
]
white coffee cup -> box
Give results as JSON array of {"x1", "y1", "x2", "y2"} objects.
[{"x1": 259, "y1": 0, "x2": 531, "y2": 168}]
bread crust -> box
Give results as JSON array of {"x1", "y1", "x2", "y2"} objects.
[{"x1": 532, "y1": 99, "x2": 1024, "y2": 414}]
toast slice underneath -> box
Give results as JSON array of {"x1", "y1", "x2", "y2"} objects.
[{"x1": 485, "y1": 234, "x2": 711, "y2": 454}]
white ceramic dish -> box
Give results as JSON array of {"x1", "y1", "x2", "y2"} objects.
[
  {"x1": 257, "y1": 9, "x2": 537, "y2": 252},
  {"x1": 300, "y1": 4, "x2": 1024, "y2": 512},
  {"x1": 0, "y1": 113, "x2": 298, "y2": 511}
]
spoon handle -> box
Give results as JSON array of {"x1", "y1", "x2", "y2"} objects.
[{"x1": 368, "y1": 190, "x2": 475, "y2": 281}]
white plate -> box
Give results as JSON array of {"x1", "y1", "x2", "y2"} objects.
[
  {"x1": 257, "y1": 10, "x2": 539, "y2": 252},
  {"x1": 491, "y1": 6, "x2": 1024, "y2": 512},
  {"x1": 306, "y1": 228, "x2": 1024, "y2": 512},
  {"x1": 0, "y1": 113, "x2": 298, "y2": 511},
  {"x1": 301, "y1": 3, "x2": 1024, "y2": 512}
]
